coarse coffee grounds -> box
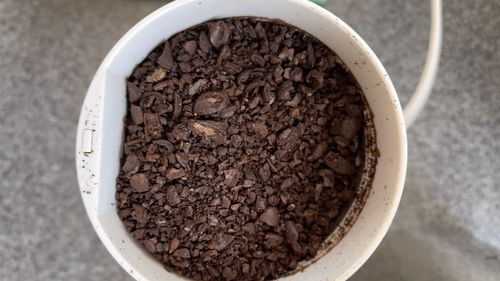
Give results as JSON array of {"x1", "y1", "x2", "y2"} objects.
[{"x1": 116, "y1": 17, "x2": 377, "y2": 281}]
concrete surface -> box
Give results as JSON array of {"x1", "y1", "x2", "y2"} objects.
[{"x1": 0, "y1": 0, "x2": 499, "y2": 280}]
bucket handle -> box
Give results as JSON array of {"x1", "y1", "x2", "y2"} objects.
[{"x1": 403, "y1": 0, "x2": 442, "y2": 127}]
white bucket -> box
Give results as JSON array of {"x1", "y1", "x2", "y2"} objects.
[{"x1": 76, "y1": 0, "x2": 409, "y2": 280}]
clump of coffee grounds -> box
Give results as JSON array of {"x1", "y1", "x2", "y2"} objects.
[{"x1": 116, "y1": 17, "x2": 376, "y2": 281}]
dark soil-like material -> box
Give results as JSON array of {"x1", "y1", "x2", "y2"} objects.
[{"x1": 116, "y1": 17, "x2": 376, "y2": 281}]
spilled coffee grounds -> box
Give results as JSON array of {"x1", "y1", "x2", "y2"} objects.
[{"x1": 116, "y1": 18, "x2": 376, "y2": 281}]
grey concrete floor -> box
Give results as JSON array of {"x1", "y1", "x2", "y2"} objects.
[{"x1": 0, "y1": 0, "x2": 499, "y2": 280}]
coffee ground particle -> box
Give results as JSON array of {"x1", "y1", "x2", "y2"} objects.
[{"x1": 116, "y1": 17, "x2": 376, "y2": 281}]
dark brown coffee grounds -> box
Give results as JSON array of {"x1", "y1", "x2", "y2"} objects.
[{"x1": 116, "y1": 17, "x2": 376, "y2": 281}]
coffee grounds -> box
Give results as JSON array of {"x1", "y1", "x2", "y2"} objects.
[{"x1": 116, "y1": 17, "x2": 375, "y2": 281}]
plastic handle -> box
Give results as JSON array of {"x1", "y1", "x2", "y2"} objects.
[{"x1": 403, "y1": 0, "x2": 442, "y2": 127}]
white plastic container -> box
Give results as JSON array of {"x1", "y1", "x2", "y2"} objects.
[{"x1": 76, "y1": 0, "x2": 410, "y2": 280}]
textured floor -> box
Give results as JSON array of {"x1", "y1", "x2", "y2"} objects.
[{"x1": 0, "y1": 0, "x2": 499, "y2": 280}]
